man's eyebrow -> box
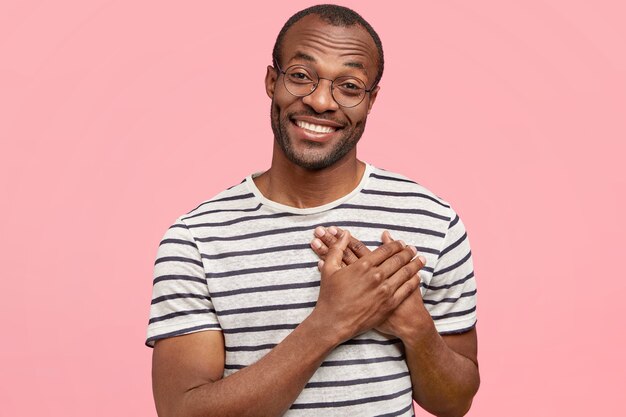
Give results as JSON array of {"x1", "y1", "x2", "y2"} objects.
[
  {"x1": 289, "y1": 52, "x2": 367, "y2": 71},
  {"x1": 343, "y1": 61, "x2": 365, "y2": 70},
  {"x1": 289, "y1": 51, "x2": 317, "y2": 63}
]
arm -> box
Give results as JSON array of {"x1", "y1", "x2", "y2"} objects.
[
  {"x1": 311, "y1": 226, "x2": 479, "y2": 417},
  {"x1": 152, "y1": 312, "x2": 339, "y2": 417},
  {"x1": 152, "y1": 232, "x2": 424, "y2": 417},
  {"x1": 402, "y1": 320, "x2": 479, "y2": 417}
]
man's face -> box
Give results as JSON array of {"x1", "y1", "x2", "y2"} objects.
[{"x1": 265, "y1": 15, "x2": 380, "y2": 170}]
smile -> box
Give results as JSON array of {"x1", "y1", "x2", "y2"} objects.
[{"x1": 295, "y1": 120, "x2": 337, "y2": 134}]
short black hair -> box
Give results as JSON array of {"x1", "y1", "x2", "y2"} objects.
[{"x1": 272, "y1": 4, "x2": 384, "y2": 88}]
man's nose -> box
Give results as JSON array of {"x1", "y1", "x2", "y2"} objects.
[{"x1": 302, "y1": 79, "x2": 340, "y2": 113}]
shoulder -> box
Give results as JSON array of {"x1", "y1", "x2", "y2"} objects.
[
  {"x1": 365, "y1": 165, "x2": 453, "y2": 216},
  {"x1": 177, "y1": 179, "x2": 257, "y2": 226}
]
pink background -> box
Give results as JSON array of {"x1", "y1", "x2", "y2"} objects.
[{"x1": 1, "y1": 1, "x2": 624, "y2": 416}]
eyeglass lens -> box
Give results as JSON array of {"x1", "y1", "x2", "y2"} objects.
[{"x1": 282, "y1": 65, "x2": 367, "y2": 108}]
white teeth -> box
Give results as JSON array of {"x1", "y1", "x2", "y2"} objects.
[{"x1": 296, "y1": 120, "x2": 336, "y2": 134}]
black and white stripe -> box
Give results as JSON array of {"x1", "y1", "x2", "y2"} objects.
[{"x1": 146, "y1": 164, "x2": 477, "y2": 415}]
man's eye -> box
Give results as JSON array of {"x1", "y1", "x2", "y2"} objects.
[
  {"x1": 337, "y1": 81, "x2": 363, "y2": 92},
  {"x1": 289, "y1": 72, "x2": 312, "y2": 82},
  {"x1": 341, "y1": 82, "x2": 359, "y2": 90}
]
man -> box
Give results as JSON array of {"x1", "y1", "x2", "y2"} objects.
[{"x1": 147, "y1": 4, "x2": 479, "y2": 417}]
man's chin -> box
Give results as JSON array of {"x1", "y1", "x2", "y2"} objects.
[
  {"x1": 273, "y1": 119, "x2": 360, "y2": 171},
  {"x1": 285, "y1": 153, "x2": 336, "y2": 171}
]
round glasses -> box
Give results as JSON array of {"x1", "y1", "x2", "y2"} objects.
[{"x1": 276, "y1": 63, "x2": 375, "y2": 108}]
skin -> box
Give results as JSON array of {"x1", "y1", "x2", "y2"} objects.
[
  {"x1": 255, "y1": 15, "x2": 379, "y2": 208},
  {"x1": 153, "y1": 235, "x2": 422, "y2": 417},
  {"x1": 311, "y1": 226, "x2": 480, "y2": 416},
  {"x1": 152, "y1": 14, "x2": 479, "y2": 417}
]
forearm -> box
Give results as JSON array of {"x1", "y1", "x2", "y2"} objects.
[
  {"x1": 174, "y1": 315, "x2": 339, "y2": 417},
  {"x1": 154, "y1": 236, "x2": 420, "y2": 417},
  {"x1": 403, "y1": 322, "x2": 480, "y2": 417}
]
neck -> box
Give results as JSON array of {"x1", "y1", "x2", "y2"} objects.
[{"x1": 254, "y1": 147, "x2": 366, "y2": 209}]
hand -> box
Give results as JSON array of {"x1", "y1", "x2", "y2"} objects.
[
  {"x1": 310, "y1": 230, "x2": 423, "y2": 344},
  {"x1": 311, "y1": 227, "x2": 431, "y2": 340}
]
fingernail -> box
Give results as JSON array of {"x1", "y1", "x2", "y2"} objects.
[
  {"x1": 314, "y1": 226, "x2": 326, "y2": 237},
  {"x1": 399, "y1": 240, "x2": 406, "y2": 247},
  {"x1": 318, "y1": 260, "x2": 325, "y2": 270},
  {"x1": 409, "y1": 245, "x2": 417, "y2": 255},
  {"x1": 328, "y1": 226, "x2": 338, "y2": 235},
  {"x1": 418, "y1": 255, "x2": 427, "y2": 264},
  {"x1": 311, "y1": 239, "x2": 322, "y2": 249}
]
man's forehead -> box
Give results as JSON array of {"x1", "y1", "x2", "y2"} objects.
[{"x1": 281, "y1": 15, "x2": 378, "y2": 68}]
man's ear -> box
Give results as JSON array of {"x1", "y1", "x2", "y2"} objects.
[
  {"x1": 367, "y1": 85, "x2": 380, "y2": 114},
  {"x1": 265, "y1": 65, "x2": 278, "y2": 99}
]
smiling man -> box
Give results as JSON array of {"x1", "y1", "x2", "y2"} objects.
[{"x1": 147, "y1": 5, "x2": 479, "y2": 417}]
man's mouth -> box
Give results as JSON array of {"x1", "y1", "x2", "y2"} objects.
[{"x1": 295, "y1": 120, "x2": 337, "y2": 134}]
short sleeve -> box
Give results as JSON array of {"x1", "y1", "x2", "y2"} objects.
[
  {"x1": 145, "y1": 218, "x2": 221, "y2": 347},
  {"x1": 423, "y1": 209, "x2": 477, "y2": 334}
]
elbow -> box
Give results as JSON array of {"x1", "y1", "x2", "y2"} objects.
[
  {"x1": 420, "y1": 376, "x2": 480, "y2": 417},
  {"x1": 445, "y1": 377, "x2": 480, "y2": 417},
  {"x1": 420, "y1": 397, "x2": 474, "y2": 417},
  {"x1": 155, "y1": 382, "x2": 215, "y2": 417},
  {"x1": 437, "y1": 399, "x2": 474, "y2": 417}
]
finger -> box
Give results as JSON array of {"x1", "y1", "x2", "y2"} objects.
[
  {"x1": 310, "y1": 237, "x2": 329, "y2": 258},
  {"x1": 322, "y1": 230, "x2": 351, "y2": 273},
  {"x1": 381, "y1": 230, "x2": 394, "y2": 244},
  {"x1": 316, "y1": 227, "x2": 359, "y2": 265},
  {"x1": 389, "y1": 273, "x2": 422, "y2": 309},
  {"x1": 375, "y1": 244, "x2": 417, "y2": 279},
  {"x1": 385, "y1": 254, "x2": 426, "y2": 293},
  {"x1": 317, "y1": 258, "x2": 347, "y2": 271},
  {"x1": 335, "y1": 227, "x2": 371, "y2": 258},
  {"x1": 362, "y1": 240, "x2": 407, "y2": 267}
]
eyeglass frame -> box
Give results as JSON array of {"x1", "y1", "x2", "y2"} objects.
[{"x1": 274, "y1": 62, "x2": 377, "y2": 108}]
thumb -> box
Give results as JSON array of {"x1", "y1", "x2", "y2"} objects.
[{"x1": 323, "y1": 230, "x2": 351, "y2": 273}]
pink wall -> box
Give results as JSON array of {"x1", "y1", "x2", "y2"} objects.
[{"x1": 1, "y1": 1, "x2": 624, "y2": 415}]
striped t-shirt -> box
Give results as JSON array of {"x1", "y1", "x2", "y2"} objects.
[{"x1": 146, "y1": 163, "x2": 477, "y2": 416}]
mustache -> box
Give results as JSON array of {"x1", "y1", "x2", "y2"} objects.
[{"x1": 287, "y1": 111, "x2": 346, "y2": 127}]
